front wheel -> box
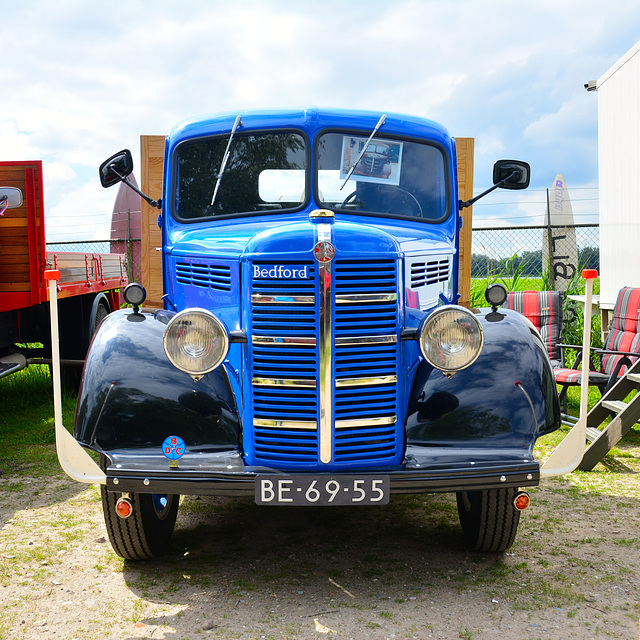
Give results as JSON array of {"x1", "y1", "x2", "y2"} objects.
[
  {"x1": 101, "y1": 488, "x2": 179, "y2": 560},
  {"x1": 456, "y1": 488, "x2": 520, "y2": 552}
]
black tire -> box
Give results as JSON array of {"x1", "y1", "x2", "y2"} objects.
[
  {"x1": 456, "y1": 488, "x2": 520, "y2": 552},
  {"x1": 92, "y1": 300, "x2": 110, "y2": 333},
  {"x1": 101, "y1": 488, "x2": 179, "y2": 560}
]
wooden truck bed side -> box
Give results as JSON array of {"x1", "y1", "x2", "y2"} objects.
[
  {"x1": 0, "y1": 161, "x2": 46, "y2": 311},
  {"x1": 0, "y1": 161, "x2": 127, "y2": 314}
]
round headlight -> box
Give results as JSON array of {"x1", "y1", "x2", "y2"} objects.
[
  {"x1": 163, "y1": 309, "x2": 229, "y2": 377},
  {"x1": 419, "y1": 306, "x2": 484, "y2": 373}
]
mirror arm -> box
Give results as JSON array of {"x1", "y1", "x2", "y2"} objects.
[
  {"x1": 108, "y1": 164, "x2": 162, "y2": 210},
  {"x1": 459, "y1": 170, "x2": 517, "y2": 210}
]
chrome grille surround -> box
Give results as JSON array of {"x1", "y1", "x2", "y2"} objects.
[
  {"x1": 247, "y1": 248, "x2": 401, "y2": 467},
  {"x1": 249, "y1": 261, "x2": 319, "y2": 464},
  {"x1": 316, "y1": 224, "x2": 334, "y2": 464}
]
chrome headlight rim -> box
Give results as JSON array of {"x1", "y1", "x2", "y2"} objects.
[
  {"x1": 418, "y1": 305, "x2": 484, "y2": 373},
  {"x1": 163, "y1": 308, "x2": 229, "y2": 376}
]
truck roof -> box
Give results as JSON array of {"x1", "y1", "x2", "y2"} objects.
[{"x1": 168, "y1": 107, "x2": 453, "y2": 149}]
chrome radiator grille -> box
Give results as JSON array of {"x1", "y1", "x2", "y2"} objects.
[{"x1": 248, "y1": 258, "x2": 401, "y2": 467}]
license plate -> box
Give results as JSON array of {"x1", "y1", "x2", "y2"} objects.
[{"x1": 255, "y1": 475, "x2": 389, "y2": 506}]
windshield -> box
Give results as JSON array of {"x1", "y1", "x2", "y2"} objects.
[
  {"x1": 174, "y1": 132, "x2": 307, "y2": 219},
  {"x1": 316, "y1": 132, "x2": 449, "y2": 221}
]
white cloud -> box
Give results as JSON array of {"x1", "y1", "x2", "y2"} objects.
[
  {"x1": 475, "y1": 128, "x2": 507, "y2": 163},
  {"x1": 1, "y1": 0, "x2": 639, "y2": 237},
  {"x1": 524, "y1": 94, "x2": 596, "y2": 144},
  {"x1": 0, "y1": 121, "x2": 40, "y2": 159}
]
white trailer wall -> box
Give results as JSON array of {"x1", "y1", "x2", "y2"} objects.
[{"x1": 597, "y1": 40, "x2": 640, "y2": 309}]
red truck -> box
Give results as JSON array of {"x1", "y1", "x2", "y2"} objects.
[{"x1": 0, "y1": 161, "x2": 127, "y2": 383}]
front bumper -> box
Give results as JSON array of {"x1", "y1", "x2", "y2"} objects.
[{"x1": 102, "y1": 448, "x2": 540, "y2": 496}]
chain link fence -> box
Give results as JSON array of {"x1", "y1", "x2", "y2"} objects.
[{"x1": 472, "y1": 224, "x2": 599, "y2": 278}]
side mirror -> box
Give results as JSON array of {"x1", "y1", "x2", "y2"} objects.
[
  {"x1": 97, "y1": 149, "x2": 162, "y2": 210},
  {"x1": 459, "y1": 159, "x2": 531, "y2": 209},
  {"x1": 99, "y1": 149, "x2": 134, "y2": 188},
  {"x1": 493, "y1": 160, "x2": 530, "y2": 190},
  {"x1": 0, "y1": 187, "x2": 24, "y2": 208}
]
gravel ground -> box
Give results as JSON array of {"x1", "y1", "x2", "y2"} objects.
[{"x1": 1, "y1": 454, "x2": 640, "y2": 640}]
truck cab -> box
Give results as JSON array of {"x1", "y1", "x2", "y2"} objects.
[{"x1": 65, "y1": 108, "x2": 560, "y2": 559}]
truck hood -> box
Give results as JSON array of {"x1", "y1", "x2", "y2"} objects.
[
  {"x1": 166, "y1": 213, "x2": 456, "y2": 329},
  {"x1": 168, "y1": 212, "x2": 455, "y2": 261}
]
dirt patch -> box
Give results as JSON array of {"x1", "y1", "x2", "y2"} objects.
[{"x1": 1, "y1": 462, "x2": 639, "y2": 639}]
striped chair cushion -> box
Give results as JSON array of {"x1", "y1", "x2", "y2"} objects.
[
  {"x1": 557, "y1": 287, "x2": 640, "y2": 388},
  {"x1": 554, "y1": 368, "x2": 610, "y2": 386},
  {"x1": 505, "y1": 290, "x2": 563, "y2": 361},
  {"x1": 601, "y1": 287, "x2": 640, "y2": 376}
]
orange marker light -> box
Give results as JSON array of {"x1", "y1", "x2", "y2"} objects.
[
  {"x1": 115, "y1": 497, "x2": 133, "y2": 519},
  {"x1": 513, "y1": 491, "x2": 530, "y2": 511}
]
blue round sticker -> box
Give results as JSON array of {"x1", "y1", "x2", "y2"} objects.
[{"x1": 162, "y1": 435, "x2": 186, "y2": 460}]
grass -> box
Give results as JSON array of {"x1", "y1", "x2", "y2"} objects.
[{"x1": 0, "y1": 365, "x2": 76, "y2": 477}]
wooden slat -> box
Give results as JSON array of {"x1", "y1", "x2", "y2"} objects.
[
  {"x1": 0, "y1": 278, "x2": 31, "y2": 293},
  {"x1": 141, "y1": 135, "x2": 165, "y2": 308},
  {"x1": 0, "y1": 246, "x2": 29, "y2": 256},
  {"x1": 0, "y1": 217, "x2": 28, "y2": 228},
  {"x1": 455, "y1": 138, "x2": 474, "y2": 309},
  {"x1": 0, "y1": 163, "x2": 42, "y2": 293},
  {"x1": 47, "y1": 252, "x2": 125, "y2": 266},
  {"x1": 0, "y1": 261, "x2": 31, "y2": 276},
  {"x1": 0, "y1": 229, "x2": 29, "y2": 242}
]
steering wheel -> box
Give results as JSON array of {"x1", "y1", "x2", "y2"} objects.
[
  {"x1": 381, "y1": 186, "x2": 423, "y2": 217},
  {"x1": 340, "y1": 191, "x2": 359, "y2": 209},
  {"x1": 339, "y1": 186, "x2": 423, "y2": 217}
]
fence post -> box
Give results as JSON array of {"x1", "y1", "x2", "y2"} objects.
[{"x1": 545, "y1": 188, "x2": 555, "y2": 289}]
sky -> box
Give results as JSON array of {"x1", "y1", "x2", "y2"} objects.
[{"x1": 2, "y1": 0, "x2": 639, "y2": 242}]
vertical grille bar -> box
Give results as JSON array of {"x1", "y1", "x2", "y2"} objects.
[{"x1": 316, "y1": 225, "x2": 334, "y2": 464}]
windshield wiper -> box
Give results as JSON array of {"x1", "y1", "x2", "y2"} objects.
[
  {"x1": 211, "y1": 115, "x2": 242, "y2": 206},
  {"x1": 340, "y1": 113, "x2": 386, "y2": 190}
]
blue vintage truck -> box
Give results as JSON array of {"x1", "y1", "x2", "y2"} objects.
[{"x1": 50, "y1": 108, "x2": 567, "y2": 559}]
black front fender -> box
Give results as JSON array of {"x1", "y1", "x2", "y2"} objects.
[
  {"x1": 406, "y1": 308, "x2": 561, "y2": 454},
  {"x1": 74, "y1": 309, "x2": 240, "y2": 454}
]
